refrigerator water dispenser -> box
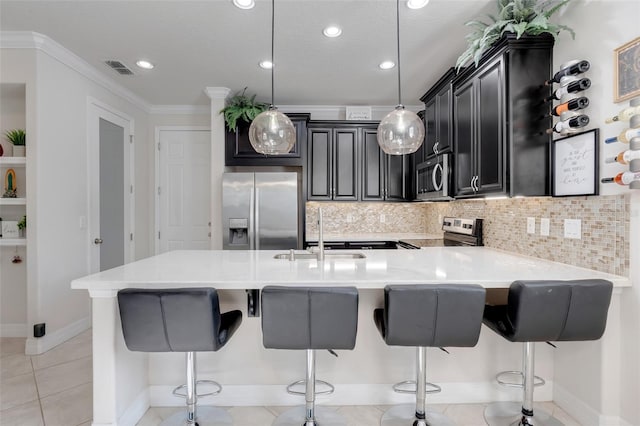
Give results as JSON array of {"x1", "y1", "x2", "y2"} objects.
[{"x1": 228, "y1": 218, "x2": 249, "y2": 246}]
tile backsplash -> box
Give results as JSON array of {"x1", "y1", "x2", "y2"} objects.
[{"x1": 306, "y1": 194, "x2": 630, "y2": 276}]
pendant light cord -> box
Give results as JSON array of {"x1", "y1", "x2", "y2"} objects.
[
  {"x1": 271, "y1": 0, "x2": 275, "y2": 108},
  {"x1": 396, "y1": 0, "x2": 402, "y2": 106}
]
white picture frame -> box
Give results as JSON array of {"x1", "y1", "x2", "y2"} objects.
[
  {"x1": 552, "y1": 129, "x2": 599, "y2": 197},
  {"x1": 1, "y1": 220, "x2": 19, "y2": 238},
  {"x1": 346, "y1": 106, "x2": 372, "y2": 120}
]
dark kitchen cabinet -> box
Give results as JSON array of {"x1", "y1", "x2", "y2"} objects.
[
  {"x1": 452, "y1": 33, "x2": 553, "y2": 198},
  {"x1": 307, "y1": 124, "x2": 358, "y2": 201},
  {"x1": 420, "y1": 68, "x2": 455, "y2": 160},
  {"x1": 225, "y1": 113, "x2": 310, "y2": 166},
  {"x1": 362, "y1": 128, "x2": 408, "y2": 201}
]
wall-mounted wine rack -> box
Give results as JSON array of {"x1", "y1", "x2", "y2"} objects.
[
  {"x1": 602, "y1": 96, "x2": 640, "y2": 189},
  {"x1": 546, "y1": 59, "x2": 591, "y2": 135}
]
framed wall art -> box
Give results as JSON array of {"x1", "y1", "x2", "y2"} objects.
[
  {"x1": 552, "y1": 129, "x2": 599, "y2": 197},
  {"x1": 614, "y1": 36, "x2": 640, "y2": 103}
]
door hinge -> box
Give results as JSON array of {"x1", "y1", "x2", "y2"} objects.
[
  {"x1": 129, "y1": 135, "x2": 134, "y2": 144},
  {"x1": 158, "y1": 231, "x2": 161, "y2": 239},
  {"x1": 157, "y1": 187, "x2": 161, "y2": 195},
  {"x1": 130, "y1": 185, "x2": 133, "y2": 194},
  {"x1": 157, "y1": 142, "x2": 161, "y2": 151},
  {"x1": 130, "y1": 233, "x2": 133, "y2": 241}
]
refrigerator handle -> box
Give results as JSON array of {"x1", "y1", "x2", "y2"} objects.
[
  {"x1": 249, "y1": 186, "x2": 255, "y2": 250},
  {"x1": 255, "y1": 187, "x2": 260, "y2": 250}
]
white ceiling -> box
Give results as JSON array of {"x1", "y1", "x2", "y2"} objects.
[{"x1": 0, "y1": 0, "x2": 494, "y2": 106}]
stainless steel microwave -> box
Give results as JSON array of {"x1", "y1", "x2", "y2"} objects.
[{"x1": 416, "y1": 154, "x2": 452, "y2": 201}]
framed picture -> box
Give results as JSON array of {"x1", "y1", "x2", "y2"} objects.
[
  {"x1": 614, "y1": 36, "x2": 640, "y2": 103},
  {"x1": 345, "y1": 106, "x2": 372, "y2": 120},
  {"x1": 552, "y1": 129, "x2": 599, "y2": 197}
]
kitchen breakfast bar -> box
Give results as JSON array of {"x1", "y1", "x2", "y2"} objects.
[{"x1": 71, "y1": 248, "x2": 630, "y2": 425}]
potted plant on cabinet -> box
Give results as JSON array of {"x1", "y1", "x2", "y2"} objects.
[
  {"x1": 5, "y1": 129, "x2": 26, "y2": 157},
  {"x1": 456, "y1": 0, "x2": 574, "y2": 70},
  {"x1": 17, "y1": 215, "x2": 26, "y2": 238},
  {"x1": 219, "y1": 87, "x2": 268, "y2": 132}
]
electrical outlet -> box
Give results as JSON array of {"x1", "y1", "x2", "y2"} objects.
[
  {"x1": 540, "y1": 218, "x2": 550, "y2": 236},
  {"x1": 526, "y1": 217, "x2": 536, "y2": 234},
  {"x1": 564, "y1": 219, "x2": 581, "y2": 239},
  {"x1": 346, "y1": 214, "x2": 353, "y2": 223},
  {"x1": 380, "y1": 214, "x2": 386, "y2": 223}
]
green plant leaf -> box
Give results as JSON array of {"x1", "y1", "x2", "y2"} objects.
[{"x1": 219, "y1": 88, "x2": 268, "y2": 131}]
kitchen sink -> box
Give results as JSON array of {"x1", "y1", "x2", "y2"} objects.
[{"x1": 273, "y1": 252, "x2": 366, "y2": 260}]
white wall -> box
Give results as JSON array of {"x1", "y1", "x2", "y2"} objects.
[{"x1": 550, "y1": 1, "x2": 640, "y2": 423}]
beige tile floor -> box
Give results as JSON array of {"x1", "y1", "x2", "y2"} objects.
[{"x1": 1, "y1": 332, "x2": 581, "y2": 426}]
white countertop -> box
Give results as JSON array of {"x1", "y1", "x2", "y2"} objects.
[
  {"x1": 305, "y1": 232, "x2": 443, "y2": 242},
  {"x1": 71, "y1": 248, "x2": 630, "y2": 291}
]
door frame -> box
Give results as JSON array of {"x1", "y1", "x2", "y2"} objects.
[
  {"x1": 154, "y1": 126, "x2": 211, "y2": 254},
  {"x1": 87, "y1": 97, "x2": 135, "y2": 273}
]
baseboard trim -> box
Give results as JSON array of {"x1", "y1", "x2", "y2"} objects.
[
  {"x1": 554, "y1": 383, "x2": 627, "y2": 426},
  {"x1": 118, "y1": 388, "x2": 149, "y2": 426},
  {"x1": 0, "y1": 323, "x2": 27, "y2": 337},
  {"x1": 149, "y1": 381, "x2": 553, "y2": 407},
  {"x1": 25, "y1": 316, "x2": 91, "y2": 355}
]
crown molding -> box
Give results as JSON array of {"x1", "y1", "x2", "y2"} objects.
[
  {"x1": 149, "y1": 105, "x2": 210, "y2": 115},
  {"x1": 204, "y1": 87, "x2": 231, "y2": 100},
  {"x1": 1, "y1": 31, "x2": 152, "y2": 113},
  {"x1": 278, "y1": 104, "x2": 423, "y2": 120}
]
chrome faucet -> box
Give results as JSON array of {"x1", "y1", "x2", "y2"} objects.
[{"x1": 317, "y1": 207, "x2": 325, "y2": 261}]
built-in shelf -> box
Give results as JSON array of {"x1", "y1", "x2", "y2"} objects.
[
  {"x1": 0, "y1": 157, "x2": 26, "y2": 166},
  {"x1": 0, "y1": 238, "x2": 26, "y2": 246},
  {"x1": 0, "y1": 198, "x2": 26, "y2": 205}
]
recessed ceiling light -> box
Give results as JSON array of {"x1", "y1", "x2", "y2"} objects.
[
  {"x1": 323, "y1": 26, "x2": 342, "y2": 38},
  {"x1": 379, "y1": 61, "x2": 395, "y2": 70},
  {"x1": 233, "y1": 0, "x2": 255, "y2": 10},
  {"x1": 259, "y1": 60, "x2": 273, "y2": 69},
  {"x1": 407, "y1": 0, "x2": 429, "y2": 9},
  {"x1": 135, "y1": 60, "x2": 154, "y2": 70}
]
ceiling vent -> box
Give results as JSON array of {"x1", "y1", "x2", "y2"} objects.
[{"x1": 104, "y1": 60, "x2": 134, "y2": 76}]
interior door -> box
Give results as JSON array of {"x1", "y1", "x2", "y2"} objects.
[{"x1": 157, "y1": 128, "x2": 211, "y2": 253}]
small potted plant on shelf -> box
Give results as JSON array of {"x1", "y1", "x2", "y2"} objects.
[
  {"x1": 456, "y1": 0, "x2": 574, "y2": 70},
  {"x1": 219, "y1": 87, "x2": 268, "y2": 132},
  {"x1": 17, "y1": 215, "x2": 26, "y2": 238},
  {"x1": 5, "y1": 129, "x2": 26, "y2": 157}
]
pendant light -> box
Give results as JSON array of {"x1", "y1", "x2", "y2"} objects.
[
  {"x1": 248, "y1": 0, "x2": 296, "y2": 155},
  {"x1": 377, "y1": 0, "x2": 425, "y2": 155}
]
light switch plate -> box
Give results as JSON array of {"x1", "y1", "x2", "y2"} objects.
[
  {"x1": 527, "y1": 217, "x2": 536, "y2": 234},
  {"x1": 564, "y1": 219, "x2": 581, "y2": 239},
  {"x1": 540, "y1": 218, "x2": 550, "y2": 236}
]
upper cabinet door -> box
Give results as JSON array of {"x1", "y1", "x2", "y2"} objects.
[
  {"x1": 424, "y1": 99, "x2": 437, "y2": 158},
  {"x1": 435, "y1": 84, "x2": 452, "y2": 155},
  {"x1": 475, "y1": 57, "x2": 504, "y2": 195},
  {"x1": 307, "y1": 128, "x2": 333, "y2": 200},
  {"x1": 332, "y1": 128, "x2": 359, "y2": 200},
  {"x1": 361, "y1": 128, "x2": 385, "y2": 201},
  {"x1": 453, "y1": 80, "x2": 475, "y2": 196},
  {"x1": 385, "y1": 154, "x2": 407, "y2": 200}
]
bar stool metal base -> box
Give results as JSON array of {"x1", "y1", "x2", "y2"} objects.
[
  {"x1": 381, "y1": 404, "x2": 455, "y2": 426},
  {"x1": 272, "y1": 406, "x2": 346, "y2": 426},
  {"x1": 160, "y1": 406, "x2": 232, "y2": 426},
  {"x1": 484, "y1": 402, "x2": 563, "y2": 426}
]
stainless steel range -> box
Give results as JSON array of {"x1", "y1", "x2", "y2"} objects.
[{"x1": 398, "y1": 217, "x2": 483, "y2": 248}]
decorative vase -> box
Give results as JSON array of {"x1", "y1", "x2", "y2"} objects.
[
  {"x1": 13, "y1": 146, "x2": 25, "y2": 157},
  {"x1": 0, "y1": 143, "x2": 10, "y2": 157}
]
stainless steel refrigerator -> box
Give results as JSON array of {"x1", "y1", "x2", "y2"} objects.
[{"x1": 222, "y1": 172, "x2": 299, "y2": 250}]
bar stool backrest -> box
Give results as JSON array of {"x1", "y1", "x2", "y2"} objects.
[
  {"x1": 508, "y1": 280, "x2": 613, "y2": 342},
  {"x1": 261, "y1": 286, "x2": 358, "y2": 350},
  {"x1": 382, "y1": 284, "x2": 486, "y2": 347},
  {"x1": 118, "y1": 288, "x2": 223, "y2": 352}
]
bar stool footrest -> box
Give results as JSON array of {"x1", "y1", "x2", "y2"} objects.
[
  {"x1": 392, "y1": 380, "x2": 441, "y2": 395},
  {"x1": 496, "y1": 371, "x2": 545, "y2": 388},
  {"x1": 172, "y1": 380, "x2": 222, "y2": 398},
  {"x1": 286, "y1": 379, "x2": 335, "y2": 396}
]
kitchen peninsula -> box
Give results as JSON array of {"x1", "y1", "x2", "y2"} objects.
[{"x1": 72, "y1": 248, "x2": 629, "y2": 426}]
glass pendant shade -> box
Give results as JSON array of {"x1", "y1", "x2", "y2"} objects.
[
  {"x1": 377, "y1": 106, "x2": 425, "y2": 155},
  {"x1": 248, "y1": 107, "x2": 296, "y2": 155}
]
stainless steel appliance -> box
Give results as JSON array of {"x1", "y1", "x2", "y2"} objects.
[
  {"x1": 415, "y1": 154, "x2": 452, "y2": 201},
  {"x1": 399, "y1": 217, "x2": 483, "y2": 248},
  {"x1": 222, "y1": 172, "x2": 299, "y2": 250}
]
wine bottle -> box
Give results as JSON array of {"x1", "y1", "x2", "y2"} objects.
[
  {"x1": 545, "y1": 60, "x2": 590, "y2": 85},
  {"x1": 544, "y1": 78, "x2": 591, "y2": 102},
  {"x1": 605, "y1": 150, "x2": 640, "y2": 165},
  {"x1": 548, "y1": 97, "x2": 589, "y2": 116},
  {"x1": 601, "y1": 171, "x2": 640, "y2": 185},
  {"x1": 605, "y1": 128, "x2": 640, "y2": 144},
  {"x1": 605, "y1": 106, "x2": 640, "y2": 123},
  {"x1": 546, "y1": 115, "x2": 590, "y2": 134}
]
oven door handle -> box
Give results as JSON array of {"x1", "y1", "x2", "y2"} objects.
[{"x1": 432, "y1": 163, "x2": 443, "y2": 191}]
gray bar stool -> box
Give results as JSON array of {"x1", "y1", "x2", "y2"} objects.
[
  {"x1": 374, "y1": 284, "x2": 486, "y2": 426},
  {"x1": 261, "y1": 286, "x2": 359, "y2": 426},
  {"x1": 118, "y1": 288, "x2": 242, "y2": 426},
  {"x1": 483, "y1": 279, "x2": 613, "y2": 426}
]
